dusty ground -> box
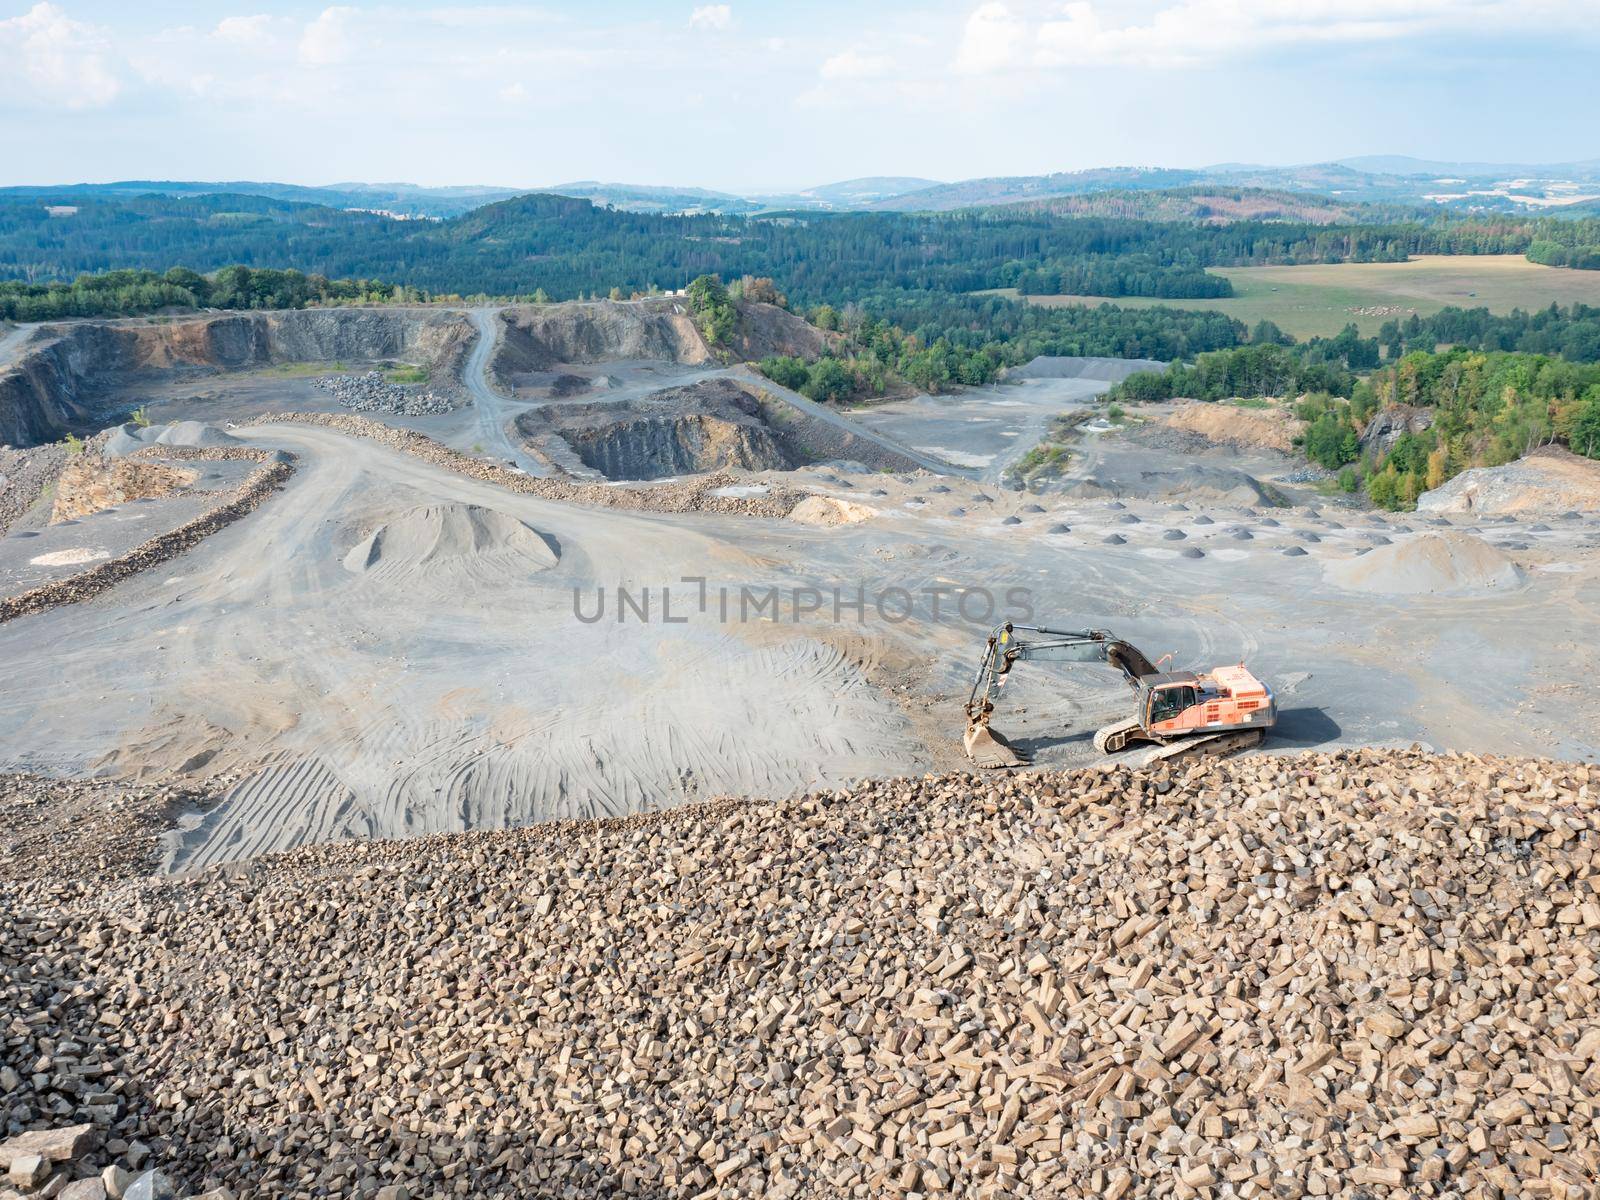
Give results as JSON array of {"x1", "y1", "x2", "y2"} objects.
[{"x1": 1, "y1": 306, "x2": 1598, "y2": 875}]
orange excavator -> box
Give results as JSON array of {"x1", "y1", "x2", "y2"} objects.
[{"x1": 962, "y1": 623, "x2": 1276, "y2": 769}]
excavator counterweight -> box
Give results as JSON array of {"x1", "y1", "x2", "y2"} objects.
[{"x1": 961, "y1": 623, "x2": 1276, "y2": 769}]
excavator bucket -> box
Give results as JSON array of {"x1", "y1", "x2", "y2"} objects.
[{"x1": 963, "y1": 721, "x2": 1026, "y2": 769}]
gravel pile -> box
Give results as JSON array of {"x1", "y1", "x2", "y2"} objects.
[
  {"x1": 258, "y1": 411, "x2": 805, "y2": 518},
  {"x1": 1275, "y1": 467, "x2": 1331, "y2": 485},
  {"x1": 311, "y1": 371, "x2": 454, "y2": 416},
  {"x1": 4, "y1": 748, "x2": 1598, "y2": 1200},
  {"x1": 0, "y1": 444, "x2": 68, "y2": 535}
]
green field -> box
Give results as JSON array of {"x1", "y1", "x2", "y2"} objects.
[{"x1": 991, "y1": 255, "x2": 1600, "y2": 339}]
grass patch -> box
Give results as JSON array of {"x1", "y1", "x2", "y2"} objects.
[
  {"x1": 263, "y1": 361, "x2": 347, "y2": 377},
  {"x1": 384, "y1": 364, "x2": 429, "y2": 384},
  {"x1": 1229, "y1": 397, "x2": 1272, "y2": 410},
  {"x1": 999, "y1": 255, "x2": 1600, "y2": 339},
  {"x1": 1015, "y1": 443, "x2": 1071, "y2": 474}
]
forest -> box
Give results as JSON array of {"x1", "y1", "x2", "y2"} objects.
[
  {"x1": 755, "y1": 290, "x2": 1252, "y2": 400},
  {"x1": 1108, "y1": 306, "x2": 1600, "y2": 507},
  {"x1": 0, "y1": 266, "x2": 416, "y2": 321},
  {"x1": 0, "y1": 191, "x2": 1572, "y2": 308}
]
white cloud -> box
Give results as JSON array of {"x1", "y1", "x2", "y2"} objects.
[
  {"x1": 954, "y1": 2, "x2": 1024, "y2": 74},
  {"x1": 0, "y1": 2, "x2": 119, "y2": 109},
  {"x1": 819, "y1": 48, "x2": 893, "y2": 79},
  {"x1": 299, "y1": 6, "x2": 356, "y2": 66},
  {"x1": 689, "y1": 5, "x2": 732, "y2": 31},
  {"x1": 957, "y1": 0, "x2": 1599, "y2": 71},
  {"x1": 500, "y1": 81, "x2": 528, "y2": 103},
  {"x1": 213, "y1": 15, "x2": 274, "y2": 46}
]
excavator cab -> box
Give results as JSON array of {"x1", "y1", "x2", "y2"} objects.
[
  {"x1": 1145, "y1": 679, "x2": 1201, "y2": 726},
  {"x1": 1140, "y1": 672, "x2": 1207, "y2": 730}
]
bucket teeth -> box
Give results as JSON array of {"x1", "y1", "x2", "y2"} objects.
[{"x1": 963, "y1": 723, "x2": 1026, "y2": 769}]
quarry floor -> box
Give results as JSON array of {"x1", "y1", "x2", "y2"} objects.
[{"x1": 2, "y1": 314, "x2": 1598, "y2": 871}]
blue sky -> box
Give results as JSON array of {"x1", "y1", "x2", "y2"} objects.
[{"x1": 1, "y1": 1, "x2": 1597, "y2": 190}]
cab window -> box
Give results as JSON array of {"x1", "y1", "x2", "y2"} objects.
[{"x1": 1149, "y1": 685, "x2": 1198, "y2": 723}]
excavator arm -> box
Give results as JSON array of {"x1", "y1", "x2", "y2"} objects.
[{"x1": 962, "y1": 623, "x2": 1158, "y2": 769}]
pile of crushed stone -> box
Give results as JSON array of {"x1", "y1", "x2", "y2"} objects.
[
  {"x1": 788, "y1": 494, "x2": 878, "y2": 526},
  {"x1": 1325, "y1": 532, "x2": 1526, "y2": 595},
  {"x1": 4, "y1": 748, "x2": 1598, "y2": 1199},
  {"x1": 1418, "y1": 446, "x2": 1600, "y2": 516},
  {"x1": 103, "y1": 420, "x2": 242, "y2": 459},
  {"x1": 312, "y1": 370, "x2": 454, "y2": 416}
]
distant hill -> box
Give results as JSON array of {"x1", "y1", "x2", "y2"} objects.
[
  {"x1": 990, "y1": 187, "x2": 1419, "y2": 225},
  {"x1": 794, "y1": 177, "x2": 943, "y2": 205},
  {"x1": 865, "y1": 158, "x2": 1600, "y2": 215},
  {"x1": 0, "y1": 180, "x2": 522, "y2": 218},
  {"x1": 868, "y1": 167, "x2": 1207, "y2": 211},
  {"x1": 7, "y1": 154, "x2": 1600, "y2": 224},
  {"x1": 542, "y1": 181, "x2": 761, "y2": 215},
  {"x1": 1336, "y1": 155, "x2": 1600, "y2": 179}
]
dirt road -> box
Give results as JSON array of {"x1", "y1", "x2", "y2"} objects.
[
  {"x1": 0, "y1": 322, "x2": 41, "y2": 368},
  {"x1": 463, "y1": 308, "x2": 553, "y2": 476}
]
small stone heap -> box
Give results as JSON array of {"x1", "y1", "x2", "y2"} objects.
[
  {"x1": 3, "y1": 748, "x2": 1598, "y2": 1199},
  {"x1": 0, "y1": 1122, "x2": 232, "y2": 1200},
  {"x1": 311, "y1": 371, "x2": 452, "y2": 416}
]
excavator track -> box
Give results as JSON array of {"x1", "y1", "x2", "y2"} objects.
[
  {"x1": 1135, "y1": 727, "x2": 1265, "y2": 768},
  {"x1": 1093, "y1": 717, "x2": 1143, "y2": 755}
]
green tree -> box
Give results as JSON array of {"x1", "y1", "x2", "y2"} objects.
[
  {"x1": 757, "y1": 355, "x2": 810, "y2": 391},
  {"x1": 686, "y1": 274, "x2": 736, "y2": 346},
  {"x1": 801, "y1": 358, "x2": 852, "y2": 403}
]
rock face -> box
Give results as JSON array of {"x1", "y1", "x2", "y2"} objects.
[
  {"x1": 570, "y1": 410, "x2": 794, "y2": 479},
  {"x1": 0, "y1": 308, "x2": 475, "y2": 448},
  {"x1": 1360, "y1": 404, "x2": 1434, "y2": 455},
  {"x1": 491, "y1": 299, "x2": 830, "y2": 383},
  {"x1": 519, "y1": 378, "x2": 799, "y2": 480},
  {"x1": 4, "y1": 749, "x2": 1599, "y2": 1200}
]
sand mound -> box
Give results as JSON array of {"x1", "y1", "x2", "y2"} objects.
[
  {"x1": 1418, "y1": 445, "x2": 1600, "y2": 515},
  {"x1": 344, "y1": 503, "x2": 558, "y2": 590},
  {"x1": 787, "y1": 494, "x2": 877, "y2": 526},
  {"x1": 1325, "y1": 532, "x2": 1525, "y2": 595},
  {"x1": 155, "y1": 419, "x2": 242, "y2": 449},
  {"x1": 1162, "y1": 401, "x2": 1304, "y2": 453},
  {"x1": 104, "y1": 420, "x2": 241, "y2": 458}
]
